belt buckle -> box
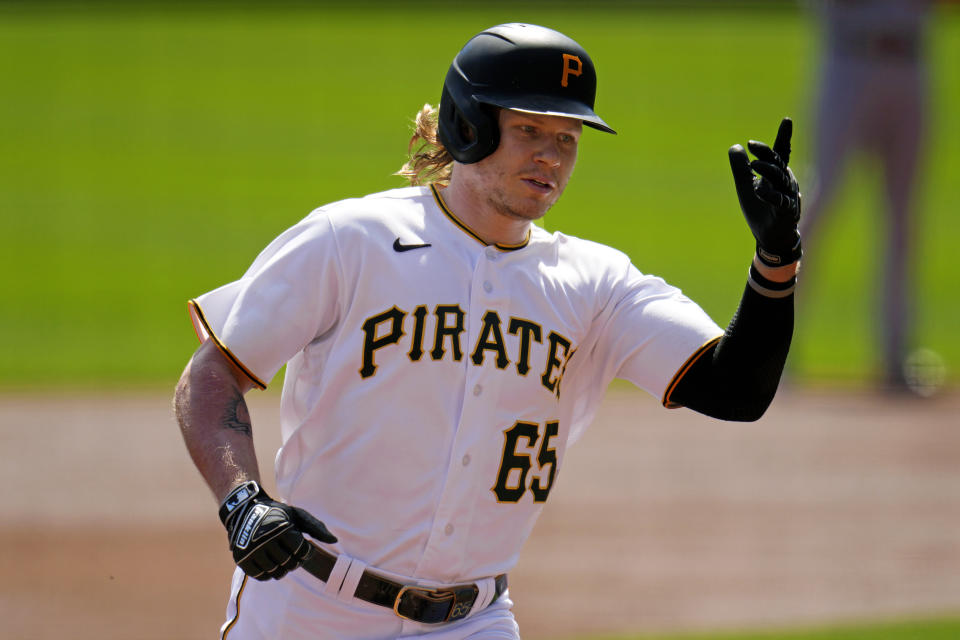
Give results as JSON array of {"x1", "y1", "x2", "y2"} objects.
[
  {"x1": 393, "y1": 584, "x2": 479, "y2": 624},
  {"x1": 393, "y1": 585, "x2": 454, "y2": 623}
]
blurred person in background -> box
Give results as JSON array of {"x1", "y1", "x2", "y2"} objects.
[{"x1": 801, "y1": 0, "x2": 933, "y2": 393}]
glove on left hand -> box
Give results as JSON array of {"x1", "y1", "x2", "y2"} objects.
[
  {"x1": 219, "y1": 481, "x2": 337, "y2": 581},
  {"x1": 728, "y1": 117, "x2": 802, "y2": 267}
]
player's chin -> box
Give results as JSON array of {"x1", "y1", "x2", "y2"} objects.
[
  {"x1": 495, "y1": 186, "x2": 561, "y2": 221},
  {"x1": 518, "y1": 186, "x2": 563, "y2": 215},
  {"x1": 510, "y1": 199, "x2": 553, "y2": 221}
]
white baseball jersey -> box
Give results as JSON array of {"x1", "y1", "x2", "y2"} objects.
[{"x1": 190, "y1": 185, "x2": 723, "y2": 637}]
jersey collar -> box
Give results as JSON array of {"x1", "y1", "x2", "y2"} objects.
[{"x1": 430, "y1": 184, "x2": 531, "y2": 251}]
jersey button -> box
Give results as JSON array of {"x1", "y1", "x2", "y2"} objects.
[
  {"x1": 444, "y1": 524, "x2": 454, "y2": 536},
  {"x1": 462, "y1": 454, "x2": 471, "y2": 466},
  {"x1": 482, "y1": 281, "x2": 493, "y2": 293},
  {"x1": 485, "y1": 248, "x2": 499, "y2": 261},
  {"x1": 473, "y1": 384, "x2": 482, "y2": 396}
]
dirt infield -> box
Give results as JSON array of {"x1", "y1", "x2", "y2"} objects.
[{"x1": 2, "y1": 387, "x2": 958, "y2": 639}]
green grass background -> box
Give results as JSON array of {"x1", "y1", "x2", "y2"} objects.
[
  {"x1": 1, "y1": 1, "x2": 957, "y2": 391},
  {"x1": 2, "y1": 5, "x2": 958, "y2": 637}
]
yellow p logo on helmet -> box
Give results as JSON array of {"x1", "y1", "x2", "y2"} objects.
[{"x1": 561, "y1": 53, "x2": 582, "y2": 87}]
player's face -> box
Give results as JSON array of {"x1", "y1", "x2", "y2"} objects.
[{"x1": 469, "y1": 109, "x2": 582, "y2": 222}]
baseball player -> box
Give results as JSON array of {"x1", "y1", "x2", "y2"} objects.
[
  {"x1": 174, "y1": 23, "x2": 801, "y2": 639},
  {"x1": 802, "y1": 0, "x2": 931, "y2": 390}
]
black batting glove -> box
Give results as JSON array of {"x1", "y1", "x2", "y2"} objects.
[
  {"x1": 219, "y1": 481, "x2": 337, "y2": 581},
  {"x1": 728, "y1": 117, "x2": 802, "y2": 267}
]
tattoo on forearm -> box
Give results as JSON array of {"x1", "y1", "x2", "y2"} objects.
[{"x1": 222, "y1": 390, "x2": 252, "y2": 437}]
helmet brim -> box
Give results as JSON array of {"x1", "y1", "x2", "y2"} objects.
[{"x1": 477, "y1": 93, "x2": 616, "y2": 135}]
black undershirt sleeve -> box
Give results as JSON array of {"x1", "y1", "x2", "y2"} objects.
[{"x1": 666, "y1": 280, "x2": 794, "y2": 422}]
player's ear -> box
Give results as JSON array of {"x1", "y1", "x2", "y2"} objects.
[{"x1": 458, "y1": 114, "x2": 476, "y2": 143}]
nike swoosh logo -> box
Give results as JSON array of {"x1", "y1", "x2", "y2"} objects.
[{"x1": 393, "y1": 238, "x2": 432, "y2": 252}]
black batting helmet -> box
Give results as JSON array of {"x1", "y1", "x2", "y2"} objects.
[{"x1": 438, "y1": 23, "x2": 616, "y2": 164}]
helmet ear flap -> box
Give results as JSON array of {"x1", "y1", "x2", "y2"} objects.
[{"x1": 438, "y1": 85, "x2": 500, "y2": 165}]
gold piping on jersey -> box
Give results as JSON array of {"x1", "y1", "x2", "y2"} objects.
[
  {"x1": 661, "y1": 335, "x2": 723, "y2": 409},
  {"x1": 188, "y1": 300, "x2": 268, "y2": 390},
  {"x1": 220, "y1": 574, "x2": 248, "y2": 639},
  {"x1": 429, "y1": 184, "x2": 531, "y2": 251}
]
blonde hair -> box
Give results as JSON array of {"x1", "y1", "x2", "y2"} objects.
[{"x1": 396, "y1": 104, "x2": 453, "y2": 187}]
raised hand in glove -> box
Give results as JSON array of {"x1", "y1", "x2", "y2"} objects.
[
  {"x1": 729, "y1": 117, "x2": 802, "y2": 267},
  {"x1": 219, "y1": 480, "x2": 337, "y2": 581}
]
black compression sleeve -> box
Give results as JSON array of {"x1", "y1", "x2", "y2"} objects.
[{"x1": 667, "y1": 280, "x2": 794, "y2": 421}]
